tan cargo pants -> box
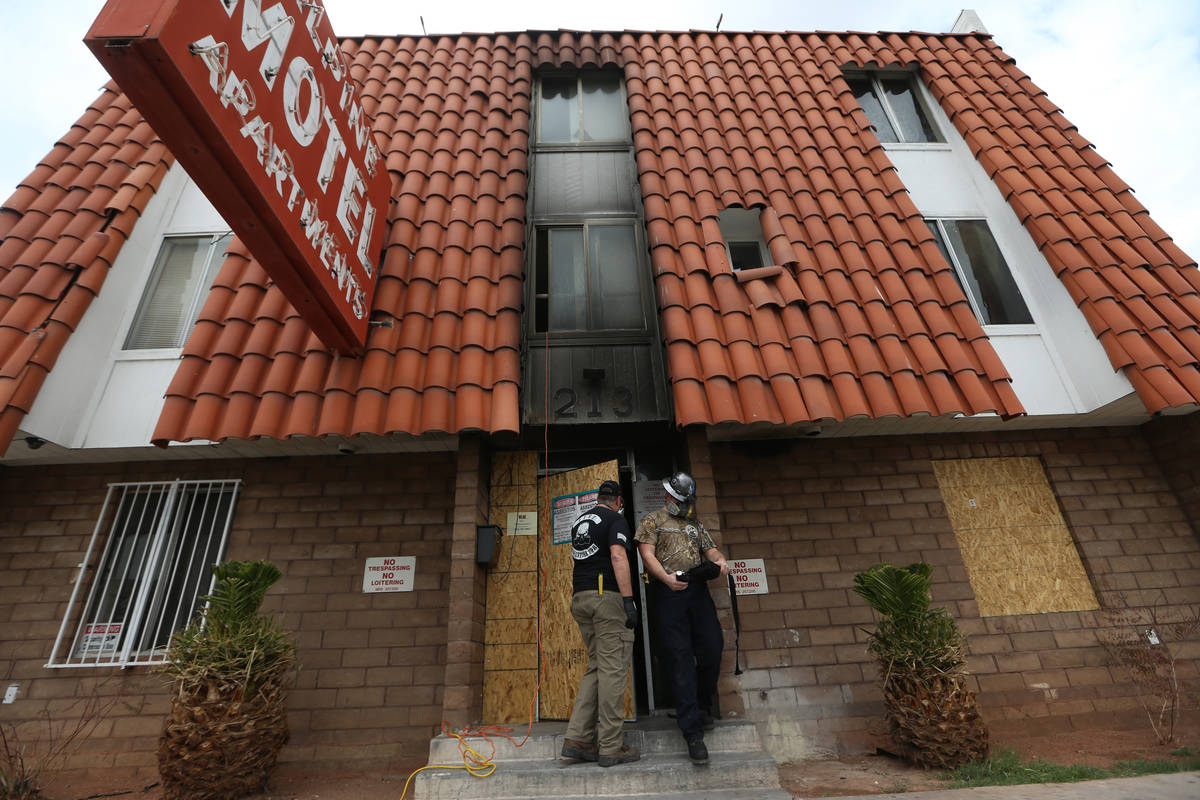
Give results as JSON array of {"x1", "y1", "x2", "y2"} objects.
[{"x1": 564, "y1": 588, "x2": 635, "y2": 755}]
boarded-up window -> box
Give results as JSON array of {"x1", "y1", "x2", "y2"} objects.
[{"x1": 932, "y1": 457, "x2": 1097, "y2": 617}]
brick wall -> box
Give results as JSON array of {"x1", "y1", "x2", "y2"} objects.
[
  {"x1": 1144, "y1": 414, "x2": 1200, "y2": 540},
  {"x1": 442, "y1": 437, "x2": 490, "y2": 726},
  {"x1": 0, "y1": 451, "x2": 457, "y2": 771},
  {"x1": 711, "y1": 426, "x2": 1200, "y2": 759}
]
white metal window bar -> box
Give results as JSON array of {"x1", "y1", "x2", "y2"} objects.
[{"x1": 46, "y1": 479, "x2": 241, "y2": 669}]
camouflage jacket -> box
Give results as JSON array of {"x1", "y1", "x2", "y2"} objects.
[{"x1": 634, "y1": 508, "x2": 715, "y2": 574}]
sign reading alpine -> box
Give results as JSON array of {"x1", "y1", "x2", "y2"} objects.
[{"x1": 85, "y1": 0, "x2": 390, "y2": 352}]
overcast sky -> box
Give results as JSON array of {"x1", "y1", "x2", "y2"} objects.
[{"x1": 2, "y1": 0, "x2": 1197, "y2": 260}]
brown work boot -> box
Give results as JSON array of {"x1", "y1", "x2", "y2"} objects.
[
  {"x1": 598, "y1": 743, "x2": 641, "y2": 767},
  {"x1": 561, "y1": 737, "x2": 598, "y2": 762}
]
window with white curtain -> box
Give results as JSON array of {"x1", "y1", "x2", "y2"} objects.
[
  {"x1": 537, "y1": 71, "x2": 629, "y2": 143},
  {"x1": 846, "y1": 72, "x2": 942, "y2": 144},
  {"x1": 46, "y1": 480, "x2": 240, "y2": 668},
  {"x1": 123, "y1": 233, "x2": 230, "y2": 350}
]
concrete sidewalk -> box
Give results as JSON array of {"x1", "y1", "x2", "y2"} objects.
[{"x1": 807, "y1": 770, "x2": 1200, "y2": 800}]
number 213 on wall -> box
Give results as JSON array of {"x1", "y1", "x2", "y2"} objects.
[{"x1": 553, "y1": 386, "x2": 634, "y2": 419}]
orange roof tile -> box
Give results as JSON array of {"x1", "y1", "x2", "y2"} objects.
[
  {"x1": 5, "y1": 29, "x2": 1200, "y2": 452},
  {"x1": 0, "y1": 83, "x2": 172, "y2": 453}
]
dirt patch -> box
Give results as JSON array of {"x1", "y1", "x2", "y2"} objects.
[
  {"x1": 779, "y1": 718, "x2": 1200, "y2": 798},
  {"x1": 36, "y1": 720, "x2": 1200, "y2": 800}
]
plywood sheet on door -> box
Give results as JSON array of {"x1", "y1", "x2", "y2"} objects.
[
  {"x1": 538, "y1": 460, "x2": 634, "y2": 720},
  {"x1": 931, "y1": 457, "x2": 1098, "y2": 617}
]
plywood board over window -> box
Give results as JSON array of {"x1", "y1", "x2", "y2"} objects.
[
  {"x1": 483, "y1": 451, "x2": 540, "y2": 722},
  {"x1": 932, "y1": 457, "x2": 1098, "y2": 617}
]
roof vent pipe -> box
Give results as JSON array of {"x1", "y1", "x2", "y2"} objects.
[{"x1": 951, "y1": 9, "x2": 988, "y2": 34}]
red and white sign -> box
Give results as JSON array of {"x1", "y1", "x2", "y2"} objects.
[
  {"x1": 362, "y1": 556, "x2": 415, "y2": 593},
  {"x1": 729, "y1": 558, "x2": 768, "y2": 595},
  {"x1": 78, "y1": 622, "x2": 123, "y2": 655},
  {"x1": 85, "y1": 0, "x2": 391, "y2": 353}
]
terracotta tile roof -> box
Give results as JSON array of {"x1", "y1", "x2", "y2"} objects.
[
  {"x1": 5, "y1": 29, "x2": 1200, "y2": 451},
  {"x1": 152, "y1": 34, "x2": 528, "y2": 445},
  {"x1": 0, "y1": 83, "x2": 172, "y2": 453},
  {"x1": 625, "y1": 29, "x2": 1196, "y2": 427}
]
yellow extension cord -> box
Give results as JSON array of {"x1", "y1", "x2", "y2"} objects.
[{"x1": 397, "y1": 720, "x2": 517, "y2": 799}]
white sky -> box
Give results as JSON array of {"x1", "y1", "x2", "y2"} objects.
[{"x1": 2, "y1": 0, "x2": 1198, "y2": 260}]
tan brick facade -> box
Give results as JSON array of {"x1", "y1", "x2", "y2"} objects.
[
  {"x1": 0, "y1": 452, "x2": 456, "y2": 770},
  {"x1": 3, "y1": 422, "x2": 1198, "y2": 772},
  {"x1": 710, "y1": 424, "x2": 1200, "y2": 758}
]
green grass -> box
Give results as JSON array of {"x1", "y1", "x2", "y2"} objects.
[
  {"x1": 943, "y1": 748, "x2": 1200, "y2": 789},
  {"x1": 878, "y1": 779, "x2": 910, "y2": 793}
]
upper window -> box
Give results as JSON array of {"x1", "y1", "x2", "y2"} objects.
[
  {"x1": 718, "y1": 208, "x2": 771, "y2": 271},
  {"x1": 533, "y1": 223, "x2": 644, "y2": 332},
  {"x1": 926, "y1": 219, "x2": 1033, "y2": 326},
  {"x1": 846, "y1": 73, "x2": 942, "y2": 144},
  {"x1": 124, "y1": 233, "x2": 230, "y2": 350},
  {"x1": 537, "y1": 71, "x2": 629, "y2": 144},
  {"x1": 46, "y1": 480, "x2": 240, "y2": 668}
]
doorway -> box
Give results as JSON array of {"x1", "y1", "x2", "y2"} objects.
[{"x1": 481, "y1": 446, "x2": 679, "y2": 722}]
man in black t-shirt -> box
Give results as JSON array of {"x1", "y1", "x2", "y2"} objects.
[{"x1": 560, "y1": 480, "x2": 640, "y2": 767}]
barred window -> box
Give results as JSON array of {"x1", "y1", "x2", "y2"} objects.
[{"x1": 47, "y1": 480, "x2": 240, "y2": 668}]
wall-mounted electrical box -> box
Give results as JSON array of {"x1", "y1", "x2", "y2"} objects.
[{"x1": 476, "y1": 524, "x2": 503, "y2": 567}]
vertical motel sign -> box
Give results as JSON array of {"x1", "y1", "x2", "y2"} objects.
[{"x1": 85, "y1": 0, "x2": 390, "y2": 353}]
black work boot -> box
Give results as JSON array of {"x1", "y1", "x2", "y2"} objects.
[{"x1": 686, "y1": 737, "x2": 709, "y2": 764}]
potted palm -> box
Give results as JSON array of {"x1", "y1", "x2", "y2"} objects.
[
  {"x1": 157, "y1": 561, "x2": 297, "y2": 800},
  {"x1": 852, "y1": 562, "x2": 988, "y2": 769}
]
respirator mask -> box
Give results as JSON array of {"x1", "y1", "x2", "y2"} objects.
[{"x1": 662, "y1": 471, "x2": 697, "y2": 519}]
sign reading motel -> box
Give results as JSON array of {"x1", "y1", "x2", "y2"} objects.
[{"x1": 85, "y1": 0, "x2": 390, "y2": 353}]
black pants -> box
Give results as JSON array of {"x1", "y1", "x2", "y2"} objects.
[{"x1": 653, "y1": 580, "x2": 723, "y2": 741}]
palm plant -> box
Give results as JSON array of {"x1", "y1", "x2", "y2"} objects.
[
  {"x1": 853, "y1": 562, "x2": 988, "y2": 769},
  {"x1": 157, "y1": 561, "x2": 297, "y2": 800}
]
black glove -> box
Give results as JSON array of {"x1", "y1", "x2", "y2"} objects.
[
  {"x1": 678, "y1": 561, "x2": 721, "y2": 583},
  {"x1": 622, "y1": 596, "x2": 637, "y2": 629}
]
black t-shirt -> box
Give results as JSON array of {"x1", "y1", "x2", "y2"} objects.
[{"x1": 570, "y1": 504, "x2": 632, "y2": 593}]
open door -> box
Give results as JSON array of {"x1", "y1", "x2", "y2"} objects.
[{"x1": 538, "y1": 460, "x2": 636, "y2": 720}]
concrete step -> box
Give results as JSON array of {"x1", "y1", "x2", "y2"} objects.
[
  {"x1": 413, "y1": 749, "x2": 784, "y2": 800},
  {"x1": 547, "y1": 791, "x2": 792, "y2": 800},
  {"x1": 426, "y1": 719, "x2": 764, "y2": 764}
]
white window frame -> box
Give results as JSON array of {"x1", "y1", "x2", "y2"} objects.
[
  {"x1": 926, "y1": 217, "x2": 1035, "y2": 329},
  {"x1": 846, "y1": 70, "x2": 948, "y2": 148},
  {"x1": 46, "y1": 479, "x2": 241, "y2": 669},
  {"x1": 120, "y1": 231, "x2": 231, "y2": 354}
]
